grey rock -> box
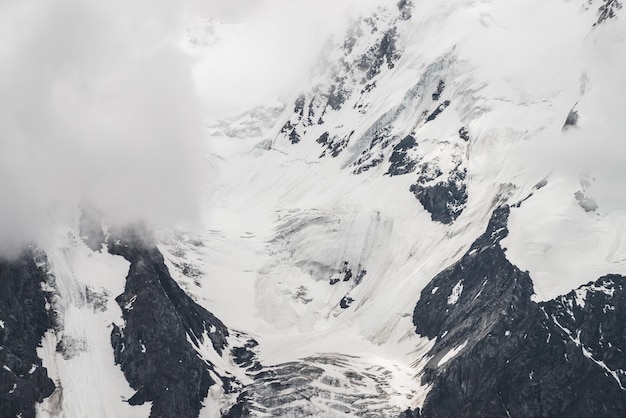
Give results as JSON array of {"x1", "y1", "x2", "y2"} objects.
[
  {"x1": 413, "y1": 207, "x2": 626, "y2": 417},
  {"x1": 0, "y1": 250, "x2": 55, "y2": 418}
]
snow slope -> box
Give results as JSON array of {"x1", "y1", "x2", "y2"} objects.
[{"x1": 35, "y1": 210, "x2": 150, "y2": 418}]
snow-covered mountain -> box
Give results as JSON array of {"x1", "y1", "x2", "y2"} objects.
[{"x1": 2, "y1": 0, "x2": 626, "y2": 417}]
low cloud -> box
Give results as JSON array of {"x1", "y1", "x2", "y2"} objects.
[
  {"x1": 0, "y1": 0, "x2": 392, "y2": 254},
  {"x1": 0, "y1": 0, "x2": 205, "y2": 252}
]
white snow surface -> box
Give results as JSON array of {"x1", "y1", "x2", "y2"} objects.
[
  {"x1": 35, "y1": 210, "x2": 150, "y2": 418},
  {"x1": 27, "y1": 0, "x2": 626, "y2": 416},
  {"x1": 175, "y1": 0, "x2": 626, "y2": 414},
  {"x1": 447, "y1": 281, "x2": 464, "y2": 305},
  {"x1": 437, "y1": 341, "x2": 469, "y2": 368}
]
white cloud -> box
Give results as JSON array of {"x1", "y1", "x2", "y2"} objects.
[
  {"x1": 0, "y1": 0, "x2": 205, "y2": 252},
  {"x1": 0, "y1": 0, "x2": 393, "y2": 254}
]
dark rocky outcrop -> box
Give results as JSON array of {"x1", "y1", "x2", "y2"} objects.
[
  {"x1": 316, "y1": 132, "x2": 330, "y2": 148},
  {"x1": 431, "y1": 80, "x2": 445, "y2": 101},
  {"x1": 410, "y1": 170, "x2": 467, "y2": 224},
  {"x1": 595, "y1": 0, "x2": 622, "y2": 25},
  {"x1": 327, "y1": 83, "x2": 349, "y2": 111},
  {"x1": 231, "y1": 338, "x2": 261, "y2": 371},
  {"x1": 358, "y1": 26, "x2": 401, "y2": 81},
  {"x1": 387, "y1": 135, "x2": 418, "y2": 176},
  {"x1": 294, "y1": 94, "x2": 306, "y2": 117},
  {"x1": 425, "y1": 100, "x2": 450, "y2": 122},
  {"x1": 108, "y1": 226, "x2": 229, "y2": 418},
  {"x1": 413, "y1": 207, "x2": 532, "y2": 340},
  {"x1": 458, "y1": 127, "x2": 470, "y2": 142},
  {"x1": 542, "y1": 274, "x2": 626, "y2": 393},
  {"x1": 397, "y1": 0, "x2": 414, "y2": 20},
  {"x1": 0, "y1": 251, "x2": 55, "y2": 418},
  {"x1": 319, "y1": 131, "x2": 354, "y2": 158},
  {"x1": 340, "y1": 296, "x2": 354, "y2": 309},
  {"x1": 223, "y1": 393, "x2": 253, "y2": 418},
  {"x1": 288, "y1": 128, "x2": 301, "y2": 145},
  {"x1": 399, "y1": 408, "x2": 421, "y2": 418},
  {"x1": 413, "y1": 207, "x2": 626, "y2": 417},
  {"x1": 328, "y1": 261, "x2": 367, "y2": 288},
  {"x1": 563, "y1": 108, "x2": 579, "y2": 129}
]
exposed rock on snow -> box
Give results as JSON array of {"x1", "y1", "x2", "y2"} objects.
[
  {"x1": 224, "y1": 354, "x2": 412, "y2": 418},
  {"x1": 595, "y1": 0, "x2": 623, "y2": 25},
  {"x1": 108, "y1": 226, "x2": 229, "y2": 417},
  {"x1": 414, "y1": 207, "x2": 626, "y2": 417},
  {"x1": 0, "y1": 251, "x2": 55, "y2": 418}
]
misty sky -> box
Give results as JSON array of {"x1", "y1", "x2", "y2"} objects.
[{"x1": 0, "y1": 0, "x2": 387, "y2": 253}]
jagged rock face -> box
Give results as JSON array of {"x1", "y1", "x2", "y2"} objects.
[
  {"x1": 410, "y1": 171, "x2": 467, "y2": 224},
  {"x1": 387, "y1": 135, "x2": 418, "y2": 176},
  {"x1": 0, "y1": 251, "x2": 55, "y2": 418},
  {"x1": 277, "y1": 6, "x2": 406, "y2": 159},
  {"x1": 274, "y1": 6, "x2": 470, "y2": 224},
  {"x1": 595, "y1": 0, "x2": 623, "y2": 25},
  {"x1": 413, "y1": 207, "x2": 626, "y2": 417},
  {"x1": 107, "y1": 227, "x2": 229, "y2": 417},
  {"x1": 543, "y1": 275, "x2": 626, "y2": 391},
  {"x1": 413, "y1": 207, "x2": 534, "y2": 343}
]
